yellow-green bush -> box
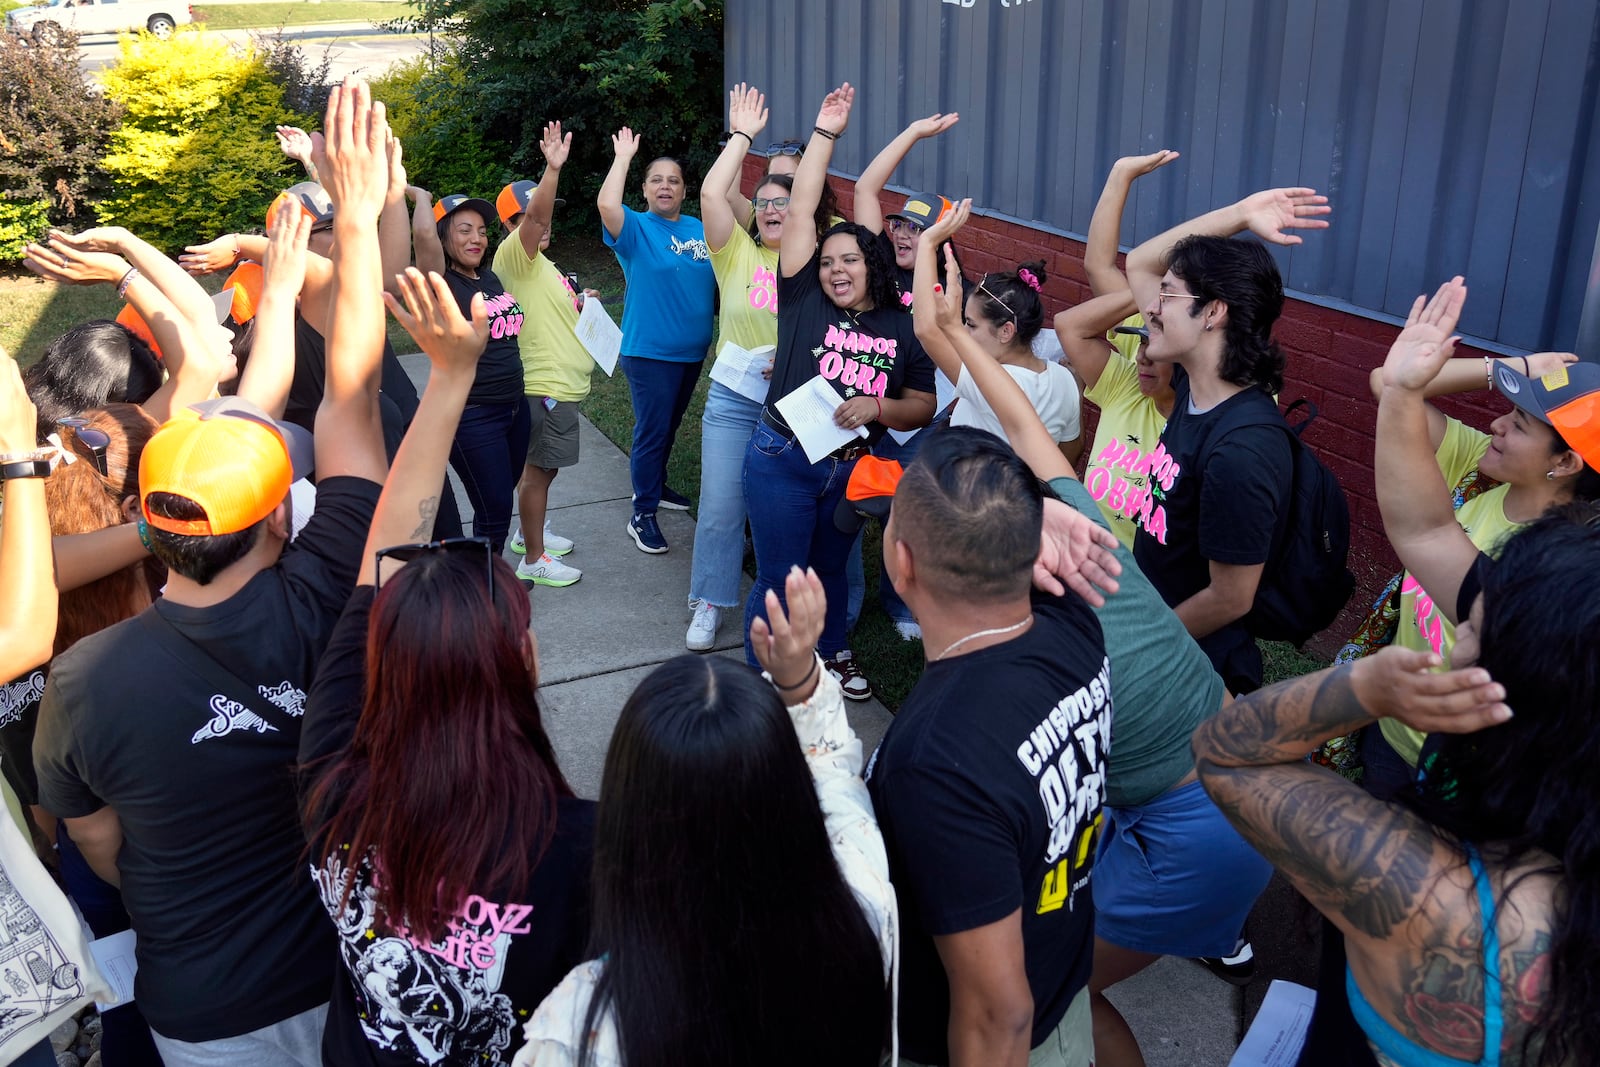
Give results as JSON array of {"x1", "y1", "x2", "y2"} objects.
[
  {"x1": 97, "y1": 28, "x2": 303, "y2": 253},
  {"x1": 0, "y1": 197, "x2": 50, "y2": 260}
]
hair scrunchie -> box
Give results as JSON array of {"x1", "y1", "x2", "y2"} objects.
[{"x1": 1018, "y1": 268, "x2": 1042, "y2": 292}]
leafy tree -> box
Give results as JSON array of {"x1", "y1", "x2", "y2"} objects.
[{"x1": 369, "y1": 51, "x2": 514, "y2": 201}]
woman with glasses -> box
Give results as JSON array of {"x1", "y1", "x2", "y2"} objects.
[
  {"x1": 1120, "y1": 187, "x2": 1329, "y2": 693},
  {"x1": 741, "y1": 83, "x2": 936, "y2": 700},
  {"x1": 729, "y1": 135, "x2": 840, "y2": 238},
  {"x1": 852, "y1": 113, "x2": 960, "y2": 300},
  {"x1": 301, "y1": 267, "x2": 594, "y2": 1067}
]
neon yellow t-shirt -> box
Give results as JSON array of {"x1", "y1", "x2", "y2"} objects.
[
  {"x1": 492, "y1": 235, "x2": 592, "y2": 403},
  {"x1": 1382, "y1": 417, "x2": 1520, "y2": 765},
  {"x1": 709, "y1": 226, "x2": 779, "y2": 357},
  {"x1": 1082, "y1": 317, "x2": 1167, "y2": 548}
]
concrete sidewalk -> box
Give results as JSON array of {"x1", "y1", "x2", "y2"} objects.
[{"x1": 398, "y1": 353, "x2": 1253, "y2": 1066}]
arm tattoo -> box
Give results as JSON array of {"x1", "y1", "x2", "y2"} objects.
[
  {"x1": 407, "y1": 496, "x2": 439, "y2": 541},
  {"x1": 1193, "y1": 664, "x2": 1375, "y2": 768}
]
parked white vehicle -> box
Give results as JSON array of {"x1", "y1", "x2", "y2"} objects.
[{"x1": 5, "y1": 0, "x2": 193, "y2": 43}]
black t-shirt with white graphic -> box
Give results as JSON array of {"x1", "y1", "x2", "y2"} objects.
[
  {"x1": 0, "y1": 666, "x2": 45, "y2": 806},
  {"x1": 762, "y1": 267, "x2": 935, "y2": 446},
  {"x1": 1131, "y1": 368, "x2": 1291, "y2": 690},
  {"x1": 865, "y1": 592, "x2": 1111, "y2": 1064},
  {"x1": 300, "y1": 588, "x2": 595, "y2": 1067},
  {"x1": 33, "y1": 476, "x2": 381, "y2": 1042},
  {"x1": 444, "y1": 269, "x2": 525, "y2": 406}
]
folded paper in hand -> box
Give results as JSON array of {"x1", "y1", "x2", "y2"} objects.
[
  {"x1": 575, "y1": 298, "x2": 622, "y2": 376},
  {"x1": 710, "y1": 342, "x2": 775, "y2": 404},
  {"x1": 773, "y1": 374, "x2": 869, "y2": 464}
]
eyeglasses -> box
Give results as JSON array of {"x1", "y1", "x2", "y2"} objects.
[
  {"x1": 752, "y1": 196, "x2": 791, "y2": 210},
  {"x1": 976, "y1": 275, "x2": 1017, "y2": 324},
  {"x1": 57, "y1": 417, "x2": 110, "y2": 477},
  {"x1": 766, "y1": 141, "x2": 805, "y2": 157},
  {"x1": 373, "y1": 536, "x2": 496, "y2": 601},
  {"x1": 886, "y1": 218, "x2": 924, "y2": 236},
  {"x1": 1156, "y1": 288, "x2": 1202, "y2": 311}
]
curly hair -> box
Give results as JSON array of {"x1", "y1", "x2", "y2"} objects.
[
  {"x1": 816, "y1": 221, "x2": 899, "y2": 312},
  {"x1": 1167, "y1": 235, "x2": 1286, "y2": 394}
]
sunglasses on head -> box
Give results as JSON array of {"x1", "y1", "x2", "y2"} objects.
[
  {"x1": 373, "y1": 536, "x2": 496, "y2": 602},
  {"x1": 977, "y1": 274, "x2": 1018, "y2": 324},
  {"x1": 766, "y1": 141, "x2": 805, "y2": 157},
  {"x1": 57, "y1": 416, "x2": 110, "y2": 477}
]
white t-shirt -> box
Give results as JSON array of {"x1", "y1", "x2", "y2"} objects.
[{"x1": 951, "y1": 361, "x2": 1082, "y2": 444}]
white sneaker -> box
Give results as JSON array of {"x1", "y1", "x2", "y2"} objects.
[
  {"x1": 515, "y1": 552, "x2": 582, "y2": 587},
  {"x1": 894, "y1": 619, "x2": 923, "y2": 641},
  {"x1": 510, "y1": 530, "x2": 527, "y2": 555},
  {"x1": 686, "y1": 599, "x2": 721, "y2": 652},
  {"x1": 542, "y1": 521, "x2": 574, "y2": 557}
]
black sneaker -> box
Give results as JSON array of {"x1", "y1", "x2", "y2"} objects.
[
  {"x1": 658, "y1": 487, "x2": 692, "y2": 511},
  {"x1": 626, "y1": 511, "x2": 668, "y2": 554},
  {"x1": 1196, "y1": 939, "x2": 1255, "y2": 985}
]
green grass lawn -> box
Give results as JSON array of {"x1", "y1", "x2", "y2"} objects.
[{"x1": 190, "y1": 2, "x2": 417, "y2": 30}]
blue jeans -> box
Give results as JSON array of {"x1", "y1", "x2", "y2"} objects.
[
  {"x1": 843, "y1": 427, "x2": 928, "y2": 630},
  {"x1": 742, "y1": 422, "x2": 859, "y2": 663},
  {"x1": 690, "y1": 381, "x2": 762, "y2": 607},
  {"x1": 449, "y1": 398, "x2": 532, "y2": 554},
  {"x1": 620, "y1": 355, "x2": 702, "y2": 513}
]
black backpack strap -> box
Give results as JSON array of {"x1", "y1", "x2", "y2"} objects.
[{"x1": 132, "y1": 610, "x2": 282, "y2": 724}]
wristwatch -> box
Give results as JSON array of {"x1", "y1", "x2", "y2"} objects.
[{"x1": 0, "y1": 450, "x2": 54, "y2": 481}]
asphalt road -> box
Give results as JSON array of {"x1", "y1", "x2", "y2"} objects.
[{"x1": 75, "y1": 22, "x2": 436, "y2": 80}]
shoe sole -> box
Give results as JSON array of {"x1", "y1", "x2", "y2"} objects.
[
  {"x1": 686, "y1": 633, "x2": 717, "y2": 652},
  {"x1": 511, "y1": 539, "x2": 573, "y2": 557},
  {"x1": 518, "y1": 572, "x2": 581, "y2": 588},
  {"x1": 626, "y1": 521, "x2": 668, "y2": 554}
]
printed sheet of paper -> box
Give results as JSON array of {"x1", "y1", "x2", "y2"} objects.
[
  {"x1": 887, "y1": 367, "x2": 959, "y2": 445},
  {"x1": 773, "y1": 375, "x2": 869, "y2": 464},
  {"x1": 709, "y1": 342, "x2": 776, "y2": 404},
  {"x1": 90, "y1": 929, "x2": 137, "y2": 1011},
  {"x1": 210, "y1": 287, "x2": 236, "y2": 324},
  {"x1": 575, "y1": 297, "x2": 622, "y2": 376},
  {"x1": 1228, "y1": 980, "x2": 1314, "y2": 1067}
]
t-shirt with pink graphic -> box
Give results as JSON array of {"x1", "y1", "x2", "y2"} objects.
[
  {"x1": 709, "y1": 226, "x2": 779, "y2": 357},
  {"x1": 445, "y1": 267, "x2": 527, "y2": 405}
]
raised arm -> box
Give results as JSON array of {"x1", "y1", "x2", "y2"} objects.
[
  {"x1": 909, "y1": 198, "x2": 971, "y2": 383},
  {"x1": 379, "y1": 135, "x2": 412, "y2": 296},
  {"x1": 307, "y1": 78, "x2": 390, "y2": 484},
  {"x1": 408, "y1": 186, "x2": 445, "y2": 277},
  {"x1": 0, "y1": 353, "x2": 56, "y2": 678},
  {"x1": 1365, "y1": 350, "x2": 1575, "y2": 438},
  {"x1": 782, "y1": 84, "x2": 852, "y2": 278},
  {"x1": 235, "y1": 201, "x2": 311, "y2": 419},
  {"x1": 703, "y1": 84, "x2": 767, "y2": 253},
  {"x1": 1125, "y1": 187, "x2": 1330, "y2": 314},
  {"x1": 1193, "y1": 647, "x2": 1507, "y2": 952},
  {"x1": 519, "y1": 121, "x2": 570, "y2": 258},
  {"x1": 276, "y1": 125, "x2": 321, "y2": 183},
  {"x1": 853, "y1": 113, "x2": 959, "y2": 235},
  {"x1": 52, "y1": 525, "x2": 148, "y2": 593},
  {"x1": 1085, "y1": 151, "x2": 1178, "y2": 297},
  {"x1": 1054, "y1": 295, "x2": 1138, "y2": 392},
  {"x1": 51, "y1": 225, "x2": 218, "y2": 334},
  {"x1": 360, "y1": 268, "x2": 487, "y2": 584},
  {"x1": 597, "y1": 127, "x2": 639, "y2": 241}
]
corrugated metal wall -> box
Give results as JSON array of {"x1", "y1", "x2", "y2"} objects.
[{"x1": 726, "y1": 0, "x2": 1600, "y2": 353}]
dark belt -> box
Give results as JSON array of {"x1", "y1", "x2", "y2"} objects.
[{"x1": 760, "y1": 408, "x2": 869, "y2": 462}]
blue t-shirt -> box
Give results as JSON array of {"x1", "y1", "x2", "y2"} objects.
[{"x1": 602, "y1": 207, "x2": 715, "y2": 362}]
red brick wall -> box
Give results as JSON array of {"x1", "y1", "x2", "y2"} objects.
[{"x1": 743, "y1": 159, "x2": 1507, "y2": 657}]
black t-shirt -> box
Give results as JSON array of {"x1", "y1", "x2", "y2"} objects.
[
  {"x1": 444, "y1": 268, "x2": 526, "y2": 406},
  {"x1": 300, "y1": 589, "x2": 595, "y2": 1067},
  {"x1": 285, "y1": 315, "x2": 410, "y2": 460},
  {"x1": 865, "y1": 593, "x2": 1112, "y2": 1064},
  {"x1": 33, "y1": 476, "x2": 381, "y2": 1041},
  {"x1": 762, "y1": 267, "x2": 935, "y2": 446},
  {"x1": 0, "y1": 666, "x2": 45, "y2": 806},
  {"x1": 1131, "y1": 369, "x2": 1292, "y2": 690}
]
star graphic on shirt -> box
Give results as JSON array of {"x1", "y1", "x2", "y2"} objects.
[
  {"x1": 1128, "y1": 434, "x2": 1141, "y2": 445},
  {"x1": 844, "y1": 387, "x2": 857, "y2": 397},
  {"x1": 836, "y1": 319, "x2": 853, "y2": 329},
  {"x1": 812, "y1": 345, "x2": 824, "y2": 358}
]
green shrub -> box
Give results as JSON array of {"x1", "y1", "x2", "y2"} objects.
[
  {"x1": 0, "y1": 197, "x2": 51, "y2": 260},
  {"x1": 369, "y1": 51, "x2": 513, "y2": 202},
  {"x1": 0, "y1": 31, "x2": 121, "y2": 247},
  {"x1": 96, "y1": 28, "x2": 302, "y2": 252}
]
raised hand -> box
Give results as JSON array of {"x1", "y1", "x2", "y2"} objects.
[
  {"x1": 1032, "y1": 496, "x2": 1122, "y2": 607},
  {"x1": 383, "y1": 267, "x2": 488, "y2": 375},
  {"x1": 45, "y1": 226, "x2": 130, "y2": 256},
  {"x1": 385, "y1": 134, "x2": 408, "y2": 204},
  {"x1": 0, "y1": 350, "x2": 37, "y2": 456},
  {"x1": 814, "y1": 83, "x2": 854, "y2": 136},
  {"x1": 275, "y1": 125, "x2": 314, "y2": 164},
  {"x1": 311, "y1": 78, "x2": 390, "y2": 224},
  {"x1": 261, "y1": 194, "x2": 312, "y2": 297},
  {"x1": 1236, "y1": 187, "x2": 1331, "y2": 246},
  {"x1": 1524, "y1": 351, "x2": 1579, "y2": 378},
  {"x1": 728, "y1": 82, "x2": 768, "y2": 139},
  {"x1": 1111, "y1": 148, "x2": 1180, "y2": 179},
  {"x1": 540, "y1": 121, "x2": 572, "y2": 170},
  {"x1": 750, "y1": 565, "x2": 827, "y2": 684},
  {"x1": 179, "y1": 234, "x2": 241, "y2": 275},
  {"x1": 1381, "y1": 277, "x2": 1467, "y2": 393},
  {"x1": 1350, "y1": 646, "x2": 1512, "y2": 734},
  {"x1": 907, "y1": 112, "x2": 959, "y2": 139},
  {"x1": 611, "y1": 126, "x2": 641, "y2": 160},
  {"x1": 923, "y1": 195, "x2": 971, "y2": 246},
  {"x1": 930, "y1": 243, "x2": 965, "y2": 330},
  {"x1": 23, "y1": 236, "x2": 130, "y2": 287}
]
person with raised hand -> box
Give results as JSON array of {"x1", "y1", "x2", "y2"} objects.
[
  {"x1": 276, "y1": 123, "x2": 320, "y2": 182},
  {"x1": 598, "y1": 124, "x2": 716, "y2": 554},
  {"x1": 853, "y1": 111, "x2": 960, "y2": 295},
  {"x1": 0, "y1": 351, "x2": 55, "y2": 679},
  {"x1": 493, "y1": 120, "x2": 589, "y2": 588},
  {"x1": 515, "y1": 566, "x2": 892, "y2": 1067},
  {"x1": 299, "y1": 265, "x2": 595, "y2": 1067},
  {"x1": 1119, "y1": 185, "x2": 1330, "y2": 694},
  {"x1": 32, "y1": 76, "x2": 393, "y2": 1067},
  {"x1": 683, "y1": 82, "x2": 787, "y2": 651}
]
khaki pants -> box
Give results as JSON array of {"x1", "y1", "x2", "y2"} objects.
[{"x1": 900, "y1": 985, "x2": 1093, "y2": 1067}]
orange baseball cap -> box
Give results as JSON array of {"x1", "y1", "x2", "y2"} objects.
[
  {"x1": 433, "y1": 193, "x2": 497, "y2": 227},
  {"x1": 140, "y1": 397, "x2": 313, "y2": 536},
  {"x1": 834, "y1": 455, "x2": 905, "y2": 534},
  {"x1": 495, "y1": 180, "x2": 566, "y2": 227},
  {"x1": 1494, "y1": 361, "x2": 1600, "y2": 470},
  {"x1": 221, "y1": 260, "x2": 265, "y2": 325},
  {"x1": 115, "y1": 304, "x2": 162, "y2": 361},
  {"x1": 886, "y1": 192, "x2": 952, "y2": 229},
  {"x1": 265, "y1": 182, "x2": 335, "y2": 231}
]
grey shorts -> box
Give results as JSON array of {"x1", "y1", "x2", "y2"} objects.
[{"x1": 526, "y1": 398, "x2": 581, "y2": 469}]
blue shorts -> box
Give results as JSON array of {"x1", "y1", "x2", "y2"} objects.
[{"x1": 1092, "y1": 779, "x2": 1273, "y2": 958}]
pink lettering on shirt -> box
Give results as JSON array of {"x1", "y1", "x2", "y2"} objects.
[
  {"x1": 816, "y1": 324, "x2": 898, "y2": 398},
  {"x1": 749, "y1": 265, "x2": 778, "y2": 313},
  {"x1": 1401, "y1": 574, "x2": 1446, "y2": 656}
]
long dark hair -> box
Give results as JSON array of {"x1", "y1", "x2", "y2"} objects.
[
  {"x1": 970, "y1": 259, "x2": 1050, "y2": 347},
  {"x1": 1167, "y1": 235, "x2": 1286, "y2": 394},
  {"x1": 581, "y1": 655, "x2": 887, "y2": 1067},
  {"x1": 816, "y1": 221, "x2": 899, "y2": 313},
  {"x1": 1412, "y1": 505, "x2": 1600, "y2": 1066},
  {"x1": 24, "y1": 322, "x2": 163, "y2": 440},
  {"x1": 307, "y1": 552, "x2": 572, "y2": 943}
]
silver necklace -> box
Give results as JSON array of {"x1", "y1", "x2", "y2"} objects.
[{"x1": 933, "y1": 615, "x2": 1033, "y2": 661}]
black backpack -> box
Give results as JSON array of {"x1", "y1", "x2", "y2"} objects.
[{"x1": 1214, "y1": 397, "x2": 1355, "y2": 647}]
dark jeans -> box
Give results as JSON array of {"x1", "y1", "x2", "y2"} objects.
[
  {"x1": 742, "y1": 422, "x2": 859, "y2": 663},
  {"x1": 620, "y1": 355, "x2": 702, "y2": 513},
  {"x1": 57, "y1": 829, "x2": 164, "y2": 1067},
  {"x1": 449, "y1": 398, "x2": 532, "y2": 554}
]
